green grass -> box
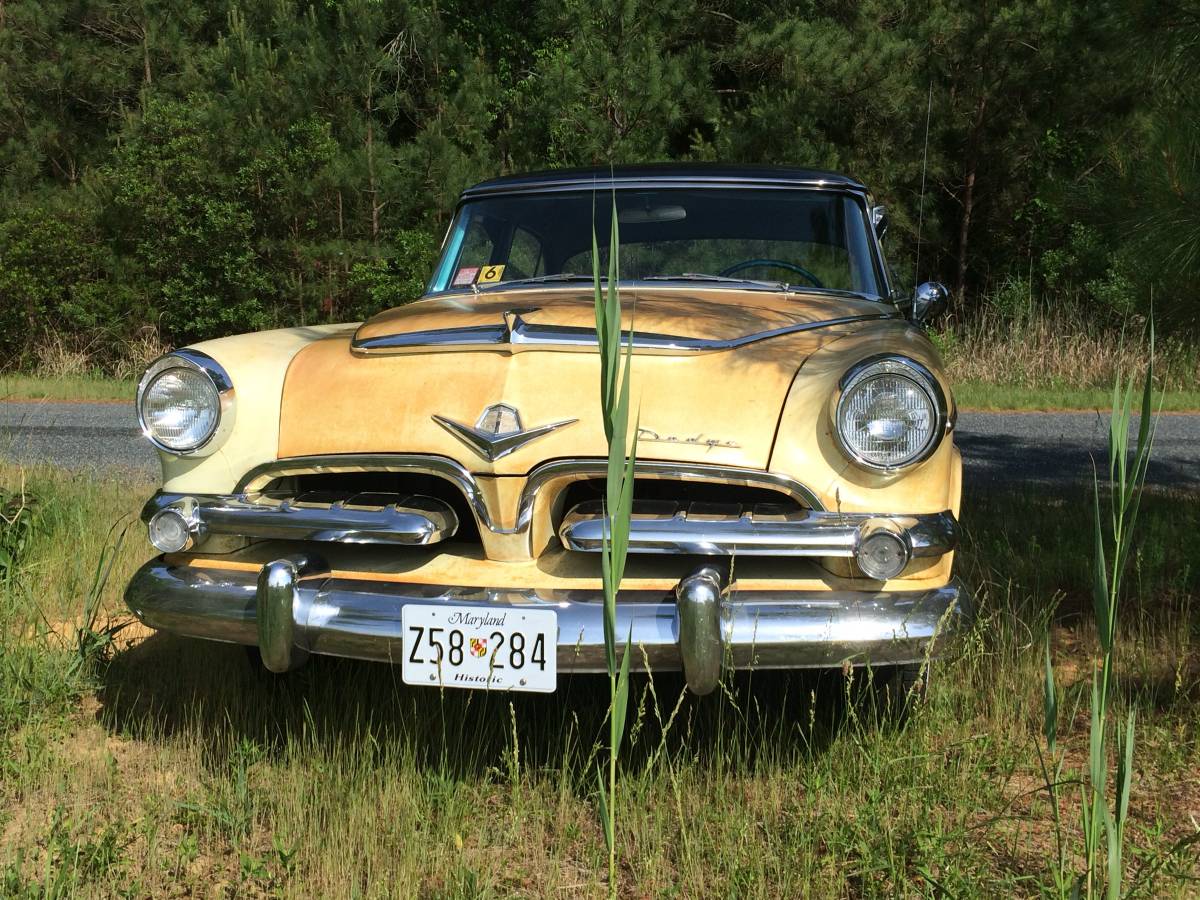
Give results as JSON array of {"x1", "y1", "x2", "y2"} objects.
[
  {"x1": 0, "y1": 464, "x2": 1197, "y2": 896},
  {"x1": 956, "y1": 382, "x2": 1200, "y2": 412},
  {"x1": 0, "y1": 375, "x2": 135, "y2": 403}
]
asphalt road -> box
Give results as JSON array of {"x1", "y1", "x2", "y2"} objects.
[{"x1": 0, "y1": 400, "x2": 1196, "y2": 489}]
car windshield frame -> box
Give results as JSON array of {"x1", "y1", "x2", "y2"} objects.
[{"x1": 426, "y1": 183, "x2": 893, "y2": 301}]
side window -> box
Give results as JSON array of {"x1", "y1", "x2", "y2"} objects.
[{"x1": 507, "y1": 227, "x2": 544, "y2": 280}]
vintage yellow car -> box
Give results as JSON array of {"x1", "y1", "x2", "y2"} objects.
[{"x1": 125, "y1": 165, "x2": 971, "y2": 698}]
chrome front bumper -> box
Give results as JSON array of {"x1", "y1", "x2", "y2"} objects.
[{"x1": 125, "y1": 556, "x2": 974, "y2": 694}]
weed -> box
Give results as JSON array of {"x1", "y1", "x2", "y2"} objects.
[
  {"x1": 592, "y1": 198, "x2": 638, "y2": 898},
  {"x1": 72, "y1": 519, "x2": 134, "y2": 678},
  {"x1": 1, "y1": 468, "x2": 1197, "y2": 895},
  {"x1": 0, "y1": 480, "x2": 35, "y2": 582}
]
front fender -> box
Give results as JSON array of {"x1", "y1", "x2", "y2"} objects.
[
  {"x1": 769, "y1": 320, "x2": 961, "y2": 518},
  {"x1": 152, "y1": 324, "x2": 358, "y2": 495}
]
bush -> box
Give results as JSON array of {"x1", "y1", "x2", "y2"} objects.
[
  {"x1": 103, "y1": 98, "x2": 275, "y2": 345},
  {"x1": 0, "y1": 201, "x2": 125, "y2": 366},
  {"x1": 344, "y1": 228, "x2": 438, "y2": 322}
]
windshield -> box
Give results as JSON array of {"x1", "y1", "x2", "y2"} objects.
[{"x1": 428, "y1": 187, "x2": 884, "y2": 297}]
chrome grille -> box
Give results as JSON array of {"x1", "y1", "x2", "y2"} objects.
[{"x1": 147, "y1": 491, "x2": 459, "y2": 548}]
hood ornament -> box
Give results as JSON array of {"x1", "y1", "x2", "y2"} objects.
[{"x1": 433, "y1": 403, "x2": 576, "y2": 462}]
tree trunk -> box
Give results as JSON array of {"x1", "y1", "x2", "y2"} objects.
[
  {"x1": 954, "y1": 93, "x2": 988, "y2": 309},
  {"x1": 955, "y1": 167, "x2": 975, "y2": 307},
  {"x1": 365, "y1": 80, "x2": 380, "y2": 244},
  {"x1": 142, "y1": 26, "x2": 152, "y2": 85}
]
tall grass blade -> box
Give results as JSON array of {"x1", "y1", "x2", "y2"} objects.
[
  {"x1": 611, "y1": 625, "x2": 632, "y2": 756},
  {"x1": 1091, "y1": 474, "x2": 1111, "y2": 655},
  {"x1": 1106, "y1": 711, "x2": 1136, "y2": 899},
  {"x1": 592, "y1": 190, "x2": 637, "y2": 900},
  {"x1": 1042, "y1": 636, "x2": 1057, "y2": 751},
  {"x1": 1075, "y1": 320, "x2": 1155, "y2": 898},
  {"x1": 595, "y1": 766, "x2": 613, "y2": 853}
]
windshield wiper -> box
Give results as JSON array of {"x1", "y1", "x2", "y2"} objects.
[
  {"x1": 643, "y1": 273, "x2": 788, "y2": 289},
  {"x1": 477, "y1": 273, "x2": 596, "y2": 289},
  {"x1": 472, "y1": 272, "x2": 792, "y2": 291}
]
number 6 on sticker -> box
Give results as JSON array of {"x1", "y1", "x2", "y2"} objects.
[{"x1": 477, "y1": 264, "x2": 505, "y2": 284}]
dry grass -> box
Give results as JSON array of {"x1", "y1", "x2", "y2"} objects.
[
  {"x1": 18, "y1": 326, "x2": 169, "y2": 383},
  {"x1": 31, "y1": 333, "x2": 97, "y2": 380},
  {"x1": 109, "y1": 327, "x2": 172, "y2": 383},
  {"x1": 1, "y1": 326, "x2": 164, "y2": 402},
  {"x1": 938, "y1": 306, "x2": 1200, "y2": 392}
]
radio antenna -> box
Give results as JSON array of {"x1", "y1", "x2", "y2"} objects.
[{"x1": 915, "y1": 80, "x2": 933, "y2": 283}]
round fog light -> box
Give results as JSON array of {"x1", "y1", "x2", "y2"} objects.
[
  {"x1": 148, "y1": 508, "x2": 194, "y2": 553},
  {"x1": 856, "y1": 529, "x2": 910, "y2": 580}
]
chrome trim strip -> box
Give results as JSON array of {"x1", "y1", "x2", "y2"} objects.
[
  {"x1": 136, "y1": 349, "x2": 236, "y2": 458},
  {"x1": 126, "y1": 557, "x2": 974, "y2": 672},
  {"x1": 143, "y1": 492, "x2": 460, "y2": 547},
  {"x1": 558, "y1": 503, "x2": 958, "y2": 559},
  {"x1": 460, "y1": 174, "x2": 868, "y2": 200},
  {"x1": 515, "y1": 458, "x2": 826, "y2": 526},
  {"x1": 351, "y1": 312, "x2": 895, "y2": 355},
  {"x1": 235, "y1": 453, "x2": 492, "y2": 528}
]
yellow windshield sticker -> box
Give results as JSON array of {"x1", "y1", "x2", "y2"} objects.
[{"x1": 477, "y1": 264, "x2": 505, "y2": 284}]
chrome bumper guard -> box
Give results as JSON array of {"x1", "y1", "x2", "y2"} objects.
[{"x1": 125, "y1": 556, "x2": 974, "y2": 694}]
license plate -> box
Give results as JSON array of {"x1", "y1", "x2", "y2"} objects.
[{"x1": 400, "y1": 605, "x2": 557, "y2": 693}]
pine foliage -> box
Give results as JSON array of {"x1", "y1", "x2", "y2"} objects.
[{"x1": 0, "y1": 0, "x2": 1194, "y2": 361}]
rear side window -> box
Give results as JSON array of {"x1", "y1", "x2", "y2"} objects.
[{"x1": 507, "y1": 228, "x2": 544, "y2": 280}]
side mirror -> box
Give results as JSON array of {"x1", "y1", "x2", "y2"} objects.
[
  {"x1": 911, "y1": 282, "x2": 948, "y2": 324},
  {"x1": 870, "y1": 205, "x2": 889, "y2": 240}
]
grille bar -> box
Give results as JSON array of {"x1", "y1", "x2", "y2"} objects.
[
  {"x1": 145, "y1": 492, "x2": 459, "y2": 547},
  {"x1": 558, "y1": 500, "x2": 957, "y2": 558}
]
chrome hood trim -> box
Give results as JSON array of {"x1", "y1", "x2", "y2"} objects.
[{"x1": 351, "y1": 309, "x2": 895, "y2": 356}]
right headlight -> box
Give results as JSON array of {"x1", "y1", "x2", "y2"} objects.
[
  {"x1": 137, "y1": 350, "x2": 235, "y2": 455},
  {"x1": 834, "y1": 356, "x2": 948, "y2": 471}
]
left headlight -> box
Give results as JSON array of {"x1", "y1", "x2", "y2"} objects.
[
  {"x1": 834, "y1": 355, "x2": 948, "y2": 471},
  {"x1": 137, "y1": 350, "x2": 235, "y2": 455}
]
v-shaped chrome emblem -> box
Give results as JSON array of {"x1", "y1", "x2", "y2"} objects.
[{"x1": 432, "y1": 403, "x2": 577, "y2": 462}]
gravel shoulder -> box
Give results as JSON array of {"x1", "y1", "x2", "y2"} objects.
[{"x1": 0, "y1": 400, "x2": 157, "y2": 480}]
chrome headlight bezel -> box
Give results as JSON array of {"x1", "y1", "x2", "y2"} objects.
[
  {"x1": 832, "y1": 355, "x2": 950, "y2": 472},
  {"x1": 136, "y1": 350, "x2": 236, "y2": 456}
]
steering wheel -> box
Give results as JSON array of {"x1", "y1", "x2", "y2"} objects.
[{"x1": 719, "y1": 258, "x2": 824, "y2": 288}]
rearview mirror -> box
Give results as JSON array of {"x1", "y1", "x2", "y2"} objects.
[
  {"x1": 617, "y1": 204, "x2": 687, "y2": 224},
  {"x1": 870, "y1": 205, "x2": 889, "y2": 240},
  {"x1": 911, "y1": 282, "x2": 948, "y2": 324}
]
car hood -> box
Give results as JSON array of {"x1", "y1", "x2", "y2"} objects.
[{"x1": 278, "y1": 286, "x2": 894, "y2": 474}]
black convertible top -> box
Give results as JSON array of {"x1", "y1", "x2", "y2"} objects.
[{"x1": 462, "y1": 163, "x2": 866, "y2": 199}]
